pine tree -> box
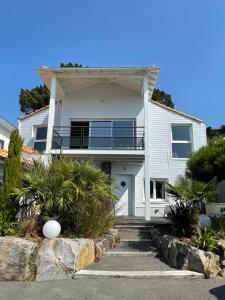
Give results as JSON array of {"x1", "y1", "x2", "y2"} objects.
[{"x1": 1, "y1": 129, "x2": 23, "y2": 221}]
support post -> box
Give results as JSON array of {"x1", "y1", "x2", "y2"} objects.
[
  {"x1": 46, "y1": 74, "x2": 57, "y2": 154},
  {"x1": 144, "y1": 75, "x2": 151, "y2": 221}
]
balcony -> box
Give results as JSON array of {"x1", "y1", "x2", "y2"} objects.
[{"x1": 52, "y1": 125, "x2": 144, "y2": 151}]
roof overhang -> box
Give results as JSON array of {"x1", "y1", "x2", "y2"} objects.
[
  {"x1": 38, "y1": 66, "x2": 160, "y2": 99},
  {"x1": 0, "y1": 116, "x2": 15, "y2": 132}
]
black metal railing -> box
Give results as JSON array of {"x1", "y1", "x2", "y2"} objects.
[{"x1": 52, "y1": 126, "x2": 144, "y2": 150}]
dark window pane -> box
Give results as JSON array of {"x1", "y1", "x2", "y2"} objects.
[
  {"x1": 34, "y1": 141, "x2": 46, "y2": 152},
  {"x1": 156, "y1": 181, "x2": 165, "y2": 199},
  {"x1": 150, "y1": 181, "x2": 153, "y2": 198},
  {"x1": 90, "y1": 121, "x2": 112, "y2": 148},
  {"x1": 0, "y1": 140, "x2": 4, "y2": 149},
  {"x1": 113, "y1": 121, "x2": 134, "y2": 148},
  {"x1": 172, "y1": 143, "x2": 192, "y2": 158},
  {"x1": 36, "y1": 127, "x2": 47, "y2": 140},
  {"x1": 172, "y1": 126, "x2": 190, "y2": 141}
]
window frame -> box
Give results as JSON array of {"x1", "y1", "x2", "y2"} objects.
[
  {"x1": 33, "y1": 126, "x2": 47, "y2": 152},
  {"x1": 171, "y1": 124, "x2": 193, "y2": 160},
  {"x1": 150, "y1": 179, "x2": 167, "y2": 202},
  {"x1": 0, "y1": 139, "x2": 5, "y2": 149}
]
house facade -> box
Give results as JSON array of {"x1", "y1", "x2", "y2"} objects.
[
  {"x1": 18, "y1": 66, "x2": 207, "y2": 220},
  {"x1": 0, "y1": 116, "x2": 15, "y2": 185}
]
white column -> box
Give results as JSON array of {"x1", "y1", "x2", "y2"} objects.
[
  {"x1": 144, "y1": 75, "x2": 151, "y2": 221},
  {"x1": 46, "y1": 74, "x2": 57, "y2": 154}
]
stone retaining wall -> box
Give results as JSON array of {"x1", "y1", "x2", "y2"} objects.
[
  {"x1": 151, "y1": 229, "x2": 224, "y2": 278},
  {"x1": 0, "y1": 229, "x2": 118, "y2": 281}
]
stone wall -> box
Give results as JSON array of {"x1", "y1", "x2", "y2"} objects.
[
  {"x1": 0, "y1": 229, "x2": 118, "y2": 281},
  {"x1": 151, "y1": 229, "x2": 223, "y2": 278}
]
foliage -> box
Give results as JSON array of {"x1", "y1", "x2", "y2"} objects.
[
  {"x1": 19, "y1": 216, "x2": 40, "y2": 238},
  {"x1": 152, "y1": 88, "x2": 174, "y2": 108},
  {"x1": 211, "y1": 216, "x2": 225, "y2": 239},
  {"x1": 167, "y1": 202, "x2": 191, "y2": 236},
  {"x1": 19, "y1": 62, "x2": 82, "y2": 114},
  {"x1": 14, "y1": 158, "x2": 117, "y2": 238},
  {"x1": 193, "y1": 229, "x2": 218, "y2": 252},
  {"x1": 166, "y1": 175, "x2": 217, "y2": 207},
  {"x1": 207, "y1": 125, "x2": 225, "y2": 139},
  {"x1": 187, "y1": 138, "x2": 225, "y2": 183},
  {"x1": 1, "y1": 129, "x2": 23, "y2": 222}
]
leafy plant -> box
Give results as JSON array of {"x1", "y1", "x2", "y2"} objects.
[
  {"x1": 187, "y1": 137, "x2": 225, "y2": 183},
  {"x1": 166, "y1": 175, "x2": 217, "y2": 214},
  {"x1": 211, "y1": 216, "x2": 225, "y2": 239},
  {"x1": 167, "y1": 201, "x2": 198, "y2": 237},
  {"x1": 14, "y1": 158, "x2": 117, "y2": 238},
  {"x1": 193, "y1": 229, "x2": 218, "y2": 252}
]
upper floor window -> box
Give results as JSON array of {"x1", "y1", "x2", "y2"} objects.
[
  {"x1": 150, "y1": 179, "x2": 166, "y2": 200},
  {"x1": 0, "y1": 140, "x2": 4, "y2": 149},
  {"x1": 34, "y1": 127, "x2": 47, "y2": 152},
  {"x1": 171, "y1": 125, "x2": 192, "y2": 158}
]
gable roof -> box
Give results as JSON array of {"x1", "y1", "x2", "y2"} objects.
[
  {"x1": 0, "y1": 116, "x2": 15, "y2": 132},
  {"x1": 150, "y1": 100, "x2": 204, "y2": 123},
  {"x1": 18, "y1": 105, "x2": 49, "y2": 121}
]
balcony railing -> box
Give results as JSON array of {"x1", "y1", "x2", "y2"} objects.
[{"x1": 52, "y1": 126, "x2": 144, "y2": 150}]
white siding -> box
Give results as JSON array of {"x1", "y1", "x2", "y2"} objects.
[
  {"x1": 148, "y1": 101, "x2": 207, "y2": 183},
  {"x1": 61, "y1": 83, "x2": 144, "y2": 127},
  {"x1": 19, "y1": 108, "x2": 49, "y2": 148},
  {"x1": 0, "y1": 125, "x2": 11, "y2": 150}
]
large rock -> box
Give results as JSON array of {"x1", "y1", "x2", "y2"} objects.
[
  {"x1": 187, "y1": 247, "x2": 221, "y2": 278},
  {"x1": 0, "y1": 237, "x2": 37, "y2": 281},
  {"x1": 36, "y1": 238, "x2": 95, "y2": 281}
]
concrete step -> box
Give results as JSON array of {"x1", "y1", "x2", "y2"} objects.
[
  {"x1": 105, "y1": 251, "x2": 156, "y2": 256},
  {"x1": 75, "y1": 270, "x2": 204, "y2": 279},
  {"x1": 112, "y1": 240, "x2": 157, "y2": 253},
  {"x1": 117, "y1": 228, "x2": 152, "y2": 240}
]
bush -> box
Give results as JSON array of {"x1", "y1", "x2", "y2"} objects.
[
  {"x1": 14, "y1": 158, "x2": 117, "y2": 238},
  {"x1": 193, "y1": 229, "x2": 218, "y2": 252},
  {"x1": 211, "y1": 216, "x2": 225, "y2": 239},
  {"x1": 167, "y1": 201, "x2": 200, "y2": 237},
  {"x1": 187, "y1": 138, "x2": 225, "y2": 183}
]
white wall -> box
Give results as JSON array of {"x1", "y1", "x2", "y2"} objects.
[
  {"x1": 19, "y1": 108, "x2": 49, "y2": 148},
  {"x1": 61, "y1": 83, "x2": 144, "y2": 127},
  {"x1": 0, "y1": 124, "x2": 11, "y2": 150},
  {"x1": 148, "y1": 101, "x2": 207, "y2": 184}
]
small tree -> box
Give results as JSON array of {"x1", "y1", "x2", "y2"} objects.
[
  {"x1": 1, "y1": 129, "x2": 23, "y2": 221},
  {"x1": 187, "y1": 138, "x2": 225, "y2": 183}
]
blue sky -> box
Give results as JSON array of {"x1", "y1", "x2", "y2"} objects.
[{"x1": 0, "y1": 0, "x2": 224, "y2": 127}]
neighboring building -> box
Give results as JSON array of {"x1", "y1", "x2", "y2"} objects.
[
  {"x1": 18, "y1": 66, "x2": 207, "y2": 220},
  {"x1": 0, "y1": 116, "x2": 15, "y2": 185}
]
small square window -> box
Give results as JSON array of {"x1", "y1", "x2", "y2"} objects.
[
  {"x1": 34, "y1": 141, "x2": 46, "y2": 152},
  {"x1": 36, "y1": 127, "x2": 47, "y2": 140},
  {"x1": 150, "y1": 180, "x2": 166, "y2": 200}
]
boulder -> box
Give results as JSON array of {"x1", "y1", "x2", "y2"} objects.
[
  {"x1": 36, "y1": 238, "x2": 95, "y2": 281},
  {"x1": 0, "y1": 237, "x2": 37, "y2": 281},
  {"x1": 161, "y1": 235, "x2": 174, "y2": 260},
  {"x1": 187, "y1": 247, "x2": 221, "y2": 278}
]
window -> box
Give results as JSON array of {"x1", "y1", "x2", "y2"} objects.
[
  {"x1": 0, "y1": 140, "x2": 4, "y2": 149},
  {"x1": 171, "y1": 125, "x2": 192, "y2": 158},
  {"x1": 150, "y1": 179, "x2": 166, "y2": 200},
  {"x1": 34, "y1": 127, "x2": 47, "y2": 152}
]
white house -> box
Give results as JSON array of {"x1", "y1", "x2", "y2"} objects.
[
  {"x1": 0, "y1": 116, "x2": 15, "y2": 185},
  {"x1": 18, "y1": 66, "x2": 207, "y2": 220}
]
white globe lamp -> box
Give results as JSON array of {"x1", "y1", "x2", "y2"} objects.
[
  {"x1": 199, "y1": 214, "x2": 211, "y2": 231},
  {"x1": 43, "y1": 220, "x2": 61, "y2": 238}
]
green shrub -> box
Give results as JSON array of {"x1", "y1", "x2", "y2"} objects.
[
  {"x1": 187, "y1": 138, "x2": 225, "y2": 183},
  {"x1": 167, "y1": 202, "x2": 191, "y2": 236},
  {"x1": 211, "y1": 216, "x2": 225, "y2": 239},
  {"x1": 14, "y1": 158, "x2": 117, "y2": 238},
  {"x1": 193, "y1": 229, "x2": 218, "y2": 252}
]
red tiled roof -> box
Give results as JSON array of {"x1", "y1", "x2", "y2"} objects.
[
  {"x1": 150, "y1": 100, "x2": 203, "y2": 123},
  {"x1": 18, "y1": 105, "x2": 49, "y2": 121},
  {"x1": 0, "y1": 146, "x2": 39, "y2": 159}
]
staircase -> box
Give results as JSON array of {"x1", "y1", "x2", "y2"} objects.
[{"x1": 75, "y1": 217, "x2": 203, "y2": 279}]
